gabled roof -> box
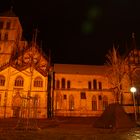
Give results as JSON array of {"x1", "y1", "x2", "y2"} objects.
[
  {"x1": 54, "y1": 64, "x2": 109, "y2": 75},
  {"x1": 11, "y1": 41, "x2": 49, "y2": 61},
  {"x1": 11, "y1": 63, "x2": 48, "y2": 77},
  {"x1": 0, "y1": 62, "x2": 10, "y2": 71},
  {"x1": 0, "y1": 9, "x2": 16, "y2": 17},
  {"x1": 0, "y1": 62, "x2": 48, "y2": 77}
]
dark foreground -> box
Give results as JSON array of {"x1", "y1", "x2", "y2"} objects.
[{"x1": 0, "y1": 117, "x2": 139, "y2": 140}]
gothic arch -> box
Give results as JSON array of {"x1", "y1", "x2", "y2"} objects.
[
  {"x1": 92, "y1": 95, "x2": 97, "y2": 111},
  {"x1": 12, "y1": 92, "x2": 22, "y2": 118},
  {"x1": 56, "y1": 92, "x2": 62, "y2": 110},
  {"x1": 69, "y1": 94, "x2": 74, "y2": 111},
  {"x1": 0, "y1": 75, "x2": 5, "y2": 86},
  {"x1": 61, "y1": 78, "x2": 65, "y2": 89},
  {"x1": 34, "y1": 76, "x2": 43, "y2": 87},
  {"x1": 14, "y1": 76, "x2": 24, "y2": 86},
  {"x1": 103, "y1": 95, "x2": 108, "y2": 110}
]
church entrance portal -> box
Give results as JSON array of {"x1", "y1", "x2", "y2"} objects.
[{"x1": 12, "y1": 92, "x2": 22, "y2": 118}]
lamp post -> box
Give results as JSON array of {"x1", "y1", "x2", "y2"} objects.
[{"x1": 130, "y1": 87, "x2": 137, "y2": 121}]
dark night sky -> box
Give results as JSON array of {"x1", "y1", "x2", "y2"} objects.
[{"x1": 1, "y1": 0, "x2": 140, "y2": 65}]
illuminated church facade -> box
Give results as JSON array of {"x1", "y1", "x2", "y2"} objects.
[{"x1": 0, "y1": 10, "x2": 139, "y2": 118}]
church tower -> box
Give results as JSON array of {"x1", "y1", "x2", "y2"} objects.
[{"x1": 0, "y1": 8, "x2": 23, "y2": 65}]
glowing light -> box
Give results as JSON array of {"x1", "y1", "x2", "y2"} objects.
[
  {"x1": 130, "y1": 87, "x2": 136, "y2": 93},
  {"x1": 130, "y1": 86, "x2": 137, "y2": 121}
]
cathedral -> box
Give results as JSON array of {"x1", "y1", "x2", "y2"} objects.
[{"x1": 0, "y1": 9, "x2": 140, "y2": 118}]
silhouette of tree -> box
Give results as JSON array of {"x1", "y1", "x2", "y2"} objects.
[{"x1": 105, "y1": 46, "x2": 127, "y2": 103}]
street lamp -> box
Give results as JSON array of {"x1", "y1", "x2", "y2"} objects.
[{"x1": 130, "y1": 87, "x2": 137, "y2": 121}]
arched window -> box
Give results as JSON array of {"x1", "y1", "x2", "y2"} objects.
[
  {"x1": 56, "y1": 80, "x2": 60, "y2": 89},
  {"x1": 61, "y1": 78, "x2": 65, "y2": 89},
  {"x1": 15, "y1": 76, "x2": 24, "y2": 86},
  {"x1": 12, "y1": 92, "x2": 22, "y2": 118},
  {"x1": 103, "y1": 95, "x2": 108, "y2": 110},
  {"x1": 93, "y1": 79, "x2": 97, "y2": 90},
  {"x1": 98, "y1": 82, "x2": 102, "y2": 90},
  {"x1": 6, "y1": 21, "x2": 11, "y2": 29},
  {"x1": 56, "y1": 93, "x2": 62, "y2": 110},
  {"x1": 0, "y1": 75, "x2": 5, "y2": 86},
  {"x1": 4, "y1": 32, "x2": 8, "y2": 40},
  {"x1": 92, "y1": 95, "x2": 97, "y2": 111},
  {"x1": 67, "y1": 80, "x2": 70, "y2": 89},
  {"x1": 69, "y1": 95, "x2": 74, "y2": 111},
  {"x1": 88, "y1": 81, "x2": 91, "y2": 89},
  {"x1": 34, "y1": 77, "x2": 43, "y2": 87},
  {"x1": 12, "y1": 92, "x2": 22, "y2": 107},
  {"x1": 0, "y1": 21, "x2": 4, "y2": 29}
]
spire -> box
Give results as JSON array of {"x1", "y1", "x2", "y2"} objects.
[
  {"x1": 10, "y1": 6, "x2": 13, "y2": 13},
  {"x1": 32, "y1": 28, "x2": 39, "y2": 46},
  {"x1": 132, "y1": 32, "x2": 135, "y2": 39},
  {"x1": 48, "y1": 49, "x2": 51, "y2": 67}
]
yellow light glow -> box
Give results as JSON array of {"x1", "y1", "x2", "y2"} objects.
[{"x1": 130, "y1": 87, "x2": 136, "y2": 93}]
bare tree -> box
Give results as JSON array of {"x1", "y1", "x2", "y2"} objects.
[{"x1": 105, "y1": 46, "x2": 127, "y2": 103}]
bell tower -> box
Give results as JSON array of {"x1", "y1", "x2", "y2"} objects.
[{"x1": 0, "y1": 8, "x2": 23, "y2": 65}]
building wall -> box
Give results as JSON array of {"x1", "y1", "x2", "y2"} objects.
[
  {"x1": 53, "y1": 73, "x2": 116, "y2": 117},
  {"x1": 0, "y1": 11, "x2": 137, "y2": 118},
  {"x1": 0, "y1": 66, "x2": 48, "y2": 118},
  {"x1": 0, "y1": 17, "x2": 22, "y2": 41},
  {"x1": 0, "y1": 16, "x2": 23, "y2": 65},
  {"x1": 53, "y1": 70, "x2": 136, "y2": 117},
  {"x1": 0, "y1": 64, "x2": 135, "y2": 118}
]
